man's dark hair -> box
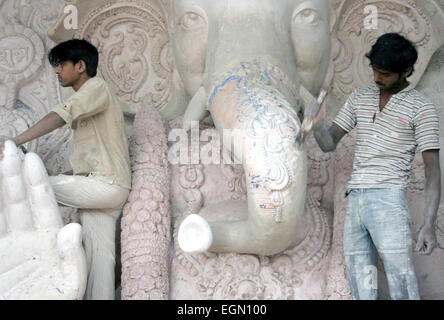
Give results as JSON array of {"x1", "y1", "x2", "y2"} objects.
[
  {"x1": 365, "y1": 33, "x2": 418, "y2": 77},
  {"x1": 48, "y1": 39, "x2": 99, "y2": 77}
]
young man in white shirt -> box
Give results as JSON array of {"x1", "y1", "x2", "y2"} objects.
[{"x1": 0, "y1": 39, "x2": 131, "y2": 300}]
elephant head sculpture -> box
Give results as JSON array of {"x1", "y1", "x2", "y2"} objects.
[{"x1": 171, "y1": 0, "x2": 332, "y2": 256}]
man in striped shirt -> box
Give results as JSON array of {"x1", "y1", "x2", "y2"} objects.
[{"x1": 311, "y1": 33, "x2": 440, "y2": 299}]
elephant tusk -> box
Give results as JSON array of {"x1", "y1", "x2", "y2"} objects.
[
  {"x1": 182, "y1": 86, "x2": 209, "y2": 131},
  {"x1": 178, "y1": 213, "x2": 213, "y2": 253}
]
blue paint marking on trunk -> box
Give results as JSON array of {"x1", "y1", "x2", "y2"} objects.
[{"x1": 208, "y1": 75, "x2": 241, "y2": 108}]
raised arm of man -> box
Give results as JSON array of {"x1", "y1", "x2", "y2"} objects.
[{"x1": 0, "y1": 111, "x2": 66, "y2": 160}]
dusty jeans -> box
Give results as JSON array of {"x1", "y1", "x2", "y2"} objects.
[
  {"x1": 49, "y1": 174, "x2": 129, "y2": 300},
  {"x1": 343, "y1": 189, "x2": 420, "y2": 300}
]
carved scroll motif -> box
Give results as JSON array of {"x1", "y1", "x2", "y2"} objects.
[
  {"x1": 333, "y1": 0, "x2": 434, "y2": 103},
  {"x1": 0, "y1": 24, "x2": 44, "y2": 152},
  {"x1": 73, "y1": 1, "x2": 172, "y2": 112}
]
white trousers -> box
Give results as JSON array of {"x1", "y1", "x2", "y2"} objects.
[{"x1": 49, "y1": 175, "x2": 129, "y2": 300}]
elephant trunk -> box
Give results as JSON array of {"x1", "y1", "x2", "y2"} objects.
[{"x1": 204, "y1": 59, "x2": 308, "y2": 255}]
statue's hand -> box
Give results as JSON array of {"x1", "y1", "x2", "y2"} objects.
[
  {"x1": 415, "y1": 224, "x2": 437, "y2": 255},
  {"x1": 0, "y1": 141, "x2": 87, "y2": 299},
  {"x1": 0, "y1": 136, "x2": 13, "y2": 160}
]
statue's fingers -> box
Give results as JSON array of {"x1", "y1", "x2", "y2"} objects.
[
  {"x1": 57, "y1": 223, "x2": 87, "y2": 299},
  {"x1": 23, "y1": 153, "x2": 63, "y2": 229},
  {"x1": 1, "y1": 141, "x2": 22, "y2": 177},
  {"x1": 0, "y1": 168, "x2": 6, "y2": 235},
  {"x1": 0, "y1": 139, "x2": 6, "y2": 161},
  {"x1": 1, "y1": 141, "x2": 33, "y2": 231}
]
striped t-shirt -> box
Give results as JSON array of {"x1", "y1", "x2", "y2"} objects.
[{"x1": 334, "y1": 83, "x2": 440, "y2": 190}]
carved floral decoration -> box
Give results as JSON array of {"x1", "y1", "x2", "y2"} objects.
[
  {"x1": 0, "y1": 23, "x2": 45, "y2": 152},
  {"x1": 333, "y1": 0, "x2": 435, "y2": 103},
  {"x1": 73, "y1": 0, "x2": 172, "y2": 112}
]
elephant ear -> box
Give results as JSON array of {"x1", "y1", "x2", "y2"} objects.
[{"x1": 327, "y1": 0, "x2": 444, "y2": 115}]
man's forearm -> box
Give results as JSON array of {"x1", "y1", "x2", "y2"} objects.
[
  {"x1": 14, "y1": 112, "x2": 66, "y2": 146},
  {"x1": 312, "y1": 116, "x2": 341, "y2": 152},
  {"x1": 423, "y1": 149, "x2": 441, "y2": 228},
  {"x1": 424, "y1": 172, "x2": 441, "y2": 227},
  {"x1": 313, "y1": 127, "x2": 335, "y2": 152}
]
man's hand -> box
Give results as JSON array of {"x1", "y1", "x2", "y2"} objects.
[
  {"x1": 0, "y1": 141, "x2": 87, "y2": 299},
  {"x1": 415, "y1": 224, "x2": 437, "y2": 255},
  {"x1": 300, "y1": 89, "x2": 328, "y2": 135}
]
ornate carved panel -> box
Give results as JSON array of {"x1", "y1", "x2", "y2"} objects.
[
  {"x1": 332, "y1": 0, "x2": 444, "y2": 104},
  {"x1": 1, "y1": 0, "x2": 443, "y2": 300},
  {"x1": 0, "y1": 23, "x2": 45, "y2": 152},
  {"x1": 0, "y1": 0, "x2": 73, "y2": 170},
  {"x1": 63, "y1": 0, "x2": 173, "y2": 113}
]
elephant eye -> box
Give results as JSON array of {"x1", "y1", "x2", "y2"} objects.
[
  {"x1": 293, "y1": 8, "x2": 319, "y2": 25},
  {"x1": 178, "y1": 12, "x2": 206, "y2": 31}
]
